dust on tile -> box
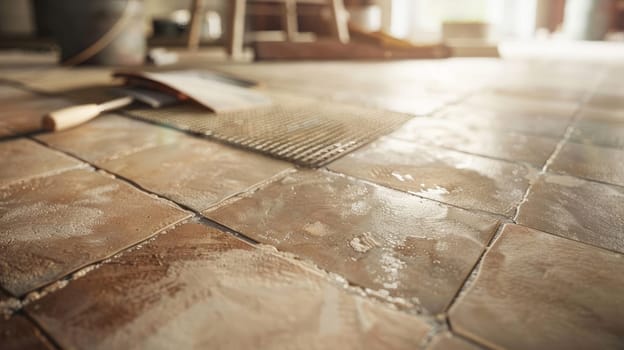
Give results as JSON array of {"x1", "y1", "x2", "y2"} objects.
[
  {"x1": 329, "y1": 137, "x2": 535, "y2": 217},
  {"x1": 205, "y1": 170, "x2": 500, "y2": 313},
  {"x1": 0, "y1": 168, "x2": 190, "y2": 296},
  {"x1": 27, "y1": 221, "x2": 431, "y2": 350}
]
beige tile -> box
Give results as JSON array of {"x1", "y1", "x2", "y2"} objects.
[
  {"x1": 27, "y1": 221, "x2": 431, "y2": 350},
  {"x1": 463, "y1": 92, "x2": 579, "y2": 119},
  {"x1": 550, "y1": 142, "x2": 624, "y2": 187},
  {"x1": 36, "y1": 114, "x2": 185, "y2": 163},
  {"x1": 0, "y1": 314, "x2": 54, "y2": 350},
  {"x1": 587, "y1": 92, "x2": 624, "y2": 112},
  {"x1": 488, "y1": 84, "x2": 585, "y2": 103},
  {"x1": 427, "y1": 332, "x2": 483, "y2": 350},
  {"x1": 517, "y1": 173, "x2": 624, "y2": 253},
  {"x1": 0, "y1": 168, "x2": 190, "y2": 296},
  {"x1": 390, "y1": 117, "x2": 558, "y2": 166},
  {"x1": 0, "y1": 138, "x2": 84, "y2": 188},
  {"x1": 577, "y1": 106, "x2": 624, "y2": 123},
  {"x1": 205, "y1": 170, "x2": 500, "y2": 313},
  {"x1": 328, "y1": 137, "x2": 535, "y2": 217},
  {"x1": 437, "y1": 104, "x2": 570, "y2": 138},
  {"x1": 570, "y1": 118, "x2": 624, "y2": 150},
  {"x1": 99, "y1": 136, "x2": 293, "y2": 211},
  {"x1": 450, "y1": 224, "x2": 624, "y2": 350}
]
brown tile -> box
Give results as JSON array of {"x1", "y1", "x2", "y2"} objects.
[
  {"x1": 389, "y1": 117, "x2": 558, "y2": 166},
  {"x1": 205, "y1": 170, "x2": 500, "y2": 313},
  {"x1": 35, "y1": 114, "x2": 185, "y2": 163},
  {"x1": 0, "y1": 314, "x2": 55, "y2": 350},
  {"x1": 550, "y1": 142, "x2": 624, "y2": 187},
  {"x1": 449, "y1": 224, "x2": 624, "y2": 350},
  {"x1": 328, "y1": 138, "x2": 535, "y2": 217},
  {"x1": 0, "y1": 138, "x2": 84, "y2": 188},
  {"x1": 27, "y1": 221, "x2": 431, "y2": 350},
  {"x1": 0, "y1": 168, "x2": 190, "y2": 296},
  {"x1": 437, "y1": 104, "x2": 571, "y2": 138},
  {"x1": 99, "y1": 136, "x2": 293, "y2": 211},
  {"x1": 427, "y1": 332, "x2": 483, "y2": 350},
  {"x1": 517, "y1": 173, "x2": 624, "y2": 253},
  {"x1": 569, "y1": 118, "x2": 624, "y2": 150},
  {"x1": 0, "y1": 92, "x2": 72, "y2": 135}
]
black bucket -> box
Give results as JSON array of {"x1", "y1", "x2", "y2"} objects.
[{"x1": 46, "y1": 0, "x2": 145, "y2": 66}]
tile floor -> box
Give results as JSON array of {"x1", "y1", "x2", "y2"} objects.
[{"x1": 1, "y1": 55, "x2": 623, "y2": 349}]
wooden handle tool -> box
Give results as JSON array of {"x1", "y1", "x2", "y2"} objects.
[{"x1": 42, "y1": 96, "x2": 134, "y2": 131}]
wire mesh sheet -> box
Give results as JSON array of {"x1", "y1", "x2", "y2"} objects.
[{"x1": 126, "y1": 92, "x2": 412, "y2": 168}]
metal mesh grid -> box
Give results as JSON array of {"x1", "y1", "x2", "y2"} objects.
[{"x1": 126, "y1": 92, "x2": 412, "y2": 167}]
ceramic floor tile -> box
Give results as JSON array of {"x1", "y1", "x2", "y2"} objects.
[
  {"x1": 449, "y1": 224, "x2": 624, "y2": 350},
  {"x1": 389, "y1": 117, "x2": 558, "y2": 166},
  {"x1": 577, "y1": 106, "x2": 624, "y2": 123},
  {"x1": 205, "y1": 170, "x2": 500, "y2": 313},
  {"x1": 328, "y1": 138, "x2": 535, "y2": 217},
  {"x1": 427, "y1": 332, "x2": 483, "y2": 350},
  {"x1": 0, "y1": 314, "x2": 54, "y2": 350},
  {"x1": 488, "y1": 84, "x2": 586, "y2": 103},
  {"x1": 436, "y1": 104, "x2": 571, "y2": 138},
  {"x1": 99, "y1": 136, "x2": 293, "y2": 212},
  {"x1": 27, "y1": 221, "x2": 431, "y2": 350},
  {"x1": 569, "y1": 118, "x2": 624, "y2": 150},
  {"x1": 549, "y1": 142, "x2": 624, "y2": 187},
  {"x1": 0, "y1": 138, "x2": 84, "y2": 188},
  {"x1": 517, "y1": 173, "x2": 624, "y2": 253},
  {"x1": 587, "y1": 92, "x2": 624, "y2": 112},
  {"x1": 35, "y1": 114, "x2": 185, "y2": 164},
  {"x1": 463, "y1": 92, "x2": 579, "y2": 119},
  {"x1": 0, "y1": 168, "x2": 190, "y2": 296}
]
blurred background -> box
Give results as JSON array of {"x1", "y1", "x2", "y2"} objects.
[{"x1": 0, "y1": 0, "x2": 623, "y2": 65}]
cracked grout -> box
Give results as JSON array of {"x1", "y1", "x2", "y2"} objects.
[
  {"x1": 511, "y1": 68, "x2": 609, "y2": 223},
  {"x1": 438, "y1": 67, "x2": 611, "y2": 345}
]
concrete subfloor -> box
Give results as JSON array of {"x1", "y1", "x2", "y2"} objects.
[{"x1": 1, "y1": 52, "x2": 623, "y2": 350}]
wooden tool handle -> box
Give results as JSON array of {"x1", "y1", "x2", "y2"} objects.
[
  {"x1": 42, "y1": 104, "x2": 102, "y2": 131},
  {"x1": 42, "y1": 96, "x2": 133, "y2": 132}
]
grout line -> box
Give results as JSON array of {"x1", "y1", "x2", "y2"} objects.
[
  {"x1": 443, "y1": 222, "x2": 507, "y2": 317},
  {"x1": 511, "y1": 69, "x2": 608, "y2": 223},
  {"x1": 18, "y1": 311, "x2": 63, "y2": 350}
]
